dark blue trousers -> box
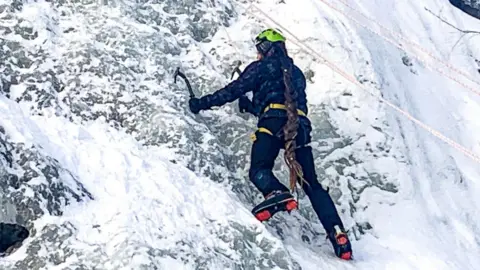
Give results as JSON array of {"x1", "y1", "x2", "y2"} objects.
[{"x1": 248, "y1": 117, "x2": 344, "y2": 233}]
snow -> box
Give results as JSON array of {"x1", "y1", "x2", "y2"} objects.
[
  {"x1": 222, "y1": 0, "x2": 480, "y2": 268},
  {"x1": 1, "y1": 0, "x2": 480, "y2": 269},
  {"x1": 0, "y1": 94, "x2": 288, "y2": 269}
]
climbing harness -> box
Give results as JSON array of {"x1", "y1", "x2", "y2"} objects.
[{"x1": 263, "y1": 103, "x2": 307, "y2": 117}]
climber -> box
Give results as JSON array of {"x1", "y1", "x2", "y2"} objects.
[{"x1": 188, "y1": 29, "x2": 352, "y2": 260}]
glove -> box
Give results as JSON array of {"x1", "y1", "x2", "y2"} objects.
[
  {"x1": 189, "y1": 98, "x2": 202, "y2": 114},
  {"x1": 238, "y1": 95, "x2": 252, "y2": 114}
]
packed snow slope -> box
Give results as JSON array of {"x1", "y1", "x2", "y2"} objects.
[{"x1": 1, "y1": 0, "x2": 480, "y2": 269}]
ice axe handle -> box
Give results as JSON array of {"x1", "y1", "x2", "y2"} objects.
[
  {"x1": 174, "y1": 67, "x2": 195, "y2": 98},
  {"x1": 230, "y1": 61, "x2": 243, "y2": 80},
  {"x1": 230, "y1": 61, "x2": 248, "y2": 101},
  {"x1": 230, "y1": 66, "x2": 242, "y2": 80}
]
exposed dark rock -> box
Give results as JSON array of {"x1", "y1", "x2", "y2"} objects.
[
  {"x1": 450, "y1": 0, "x2": 480, "y2": 20},
  {"x1": 0, "y1": 223, "x2": 29, "y2": 256}
]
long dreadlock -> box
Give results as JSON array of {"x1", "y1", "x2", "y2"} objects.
[{"x1": 270, "y1": 43, "x2": 308, "y2": 193}]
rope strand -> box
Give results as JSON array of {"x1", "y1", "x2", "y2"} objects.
[
  {"x1": 236, "y1": 3, "x2": 480, "y2": 166},
  {"x1": 316, "y1": 0, "x2": 480, "y2": 98},
  {"x1": 332, "y1": 0, "x2": 480, "y2": 88}
]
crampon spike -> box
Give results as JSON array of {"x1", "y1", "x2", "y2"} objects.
[
  {"x1": 337, "y1": 235, "x2": 348, "y2": 245},
  {"x1": 286, "y1": 200, "x2": 298, "y2": 212},
  {"x1": 340, "y1": 251, "x2": 352, "y2": 260},
  {"x1": 255, "y1": 210, "x2": 271, "y2": 222}
]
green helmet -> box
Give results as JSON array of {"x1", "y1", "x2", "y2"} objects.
[{"x1": 254, "y1": 28, "x2": 286, "y2": 56}]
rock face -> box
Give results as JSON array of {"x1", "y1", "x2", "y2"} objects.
[
  {"x1": 0, "y1": 126, "x2": 93, "y2": 268},
  {"x1": 0, "y1": 0, "x2": 401, "y2": 269},
  {"x1": 450, "y1": 0, "x2": 480, "y2": 20},
  {"x1": 1, "y1": 1, "x2": 305, "y2": 269},
  {"x1": 0, "y1": 223, "x2": 29, "y2": 256}
]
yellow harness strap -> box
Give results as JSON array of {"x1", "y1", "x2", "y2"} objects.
[
  {"x1": 258, "y1": 127, "x2": 273, "y2": 135},
  {"x1": 250, "y1": 104, "x2": 307, "y2": 142},
  {"x1": 263, "y1": 103, "x2": 307, "y2": 117},
  {"x1": 250, "y1": 127, "x2": 273, "y2": 142}
]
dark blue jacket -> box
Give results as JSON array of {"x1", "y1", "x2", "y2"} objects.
[{"x1": 196, "y1": 52, "x2": 309, "y2": 119}]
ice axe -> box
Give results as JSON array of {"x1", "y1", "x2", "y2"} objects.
[
  {"x1": 174, "y1": 61, "x2": 242, "y2": 99},
  {"x1": 230, "y1": 60, "x2": 243, "y2": 80},
  {"x1": 174, "y1": 67, "x2": 195, "y2": 98},
  {"x1": 230, "y1": 60, "x2": 250, "y2": 102}
]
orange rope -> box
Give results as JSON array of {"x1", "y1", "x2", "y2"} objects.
[
  {"x1": 244, "y1": 3, "x2": 480, "y2": 165},
  {"x1": 318, "y1": 0, "x2": 480, "y2": 97}
]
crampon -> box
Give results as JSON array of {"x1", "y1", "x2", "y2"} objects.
[
  {"x1": 251, "y1": 191, "x2": 298, "y2": 222},
  {"x1": 328, "y1": 225, "x2": 353, "y2": 260}
]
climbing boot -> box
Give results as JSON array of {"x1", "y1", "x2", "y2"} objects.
[
  {"x1": 252, "y1": 191, "x2": 298, "y2": 222},
  {"x1": 328, "y1": 225, "x2": 353, "y2": 260}
]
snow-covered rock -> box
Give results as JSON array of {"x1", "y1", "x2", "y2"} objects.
[{"x1": 1, "y1": 0, "x2": 480, "y2": 269}]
